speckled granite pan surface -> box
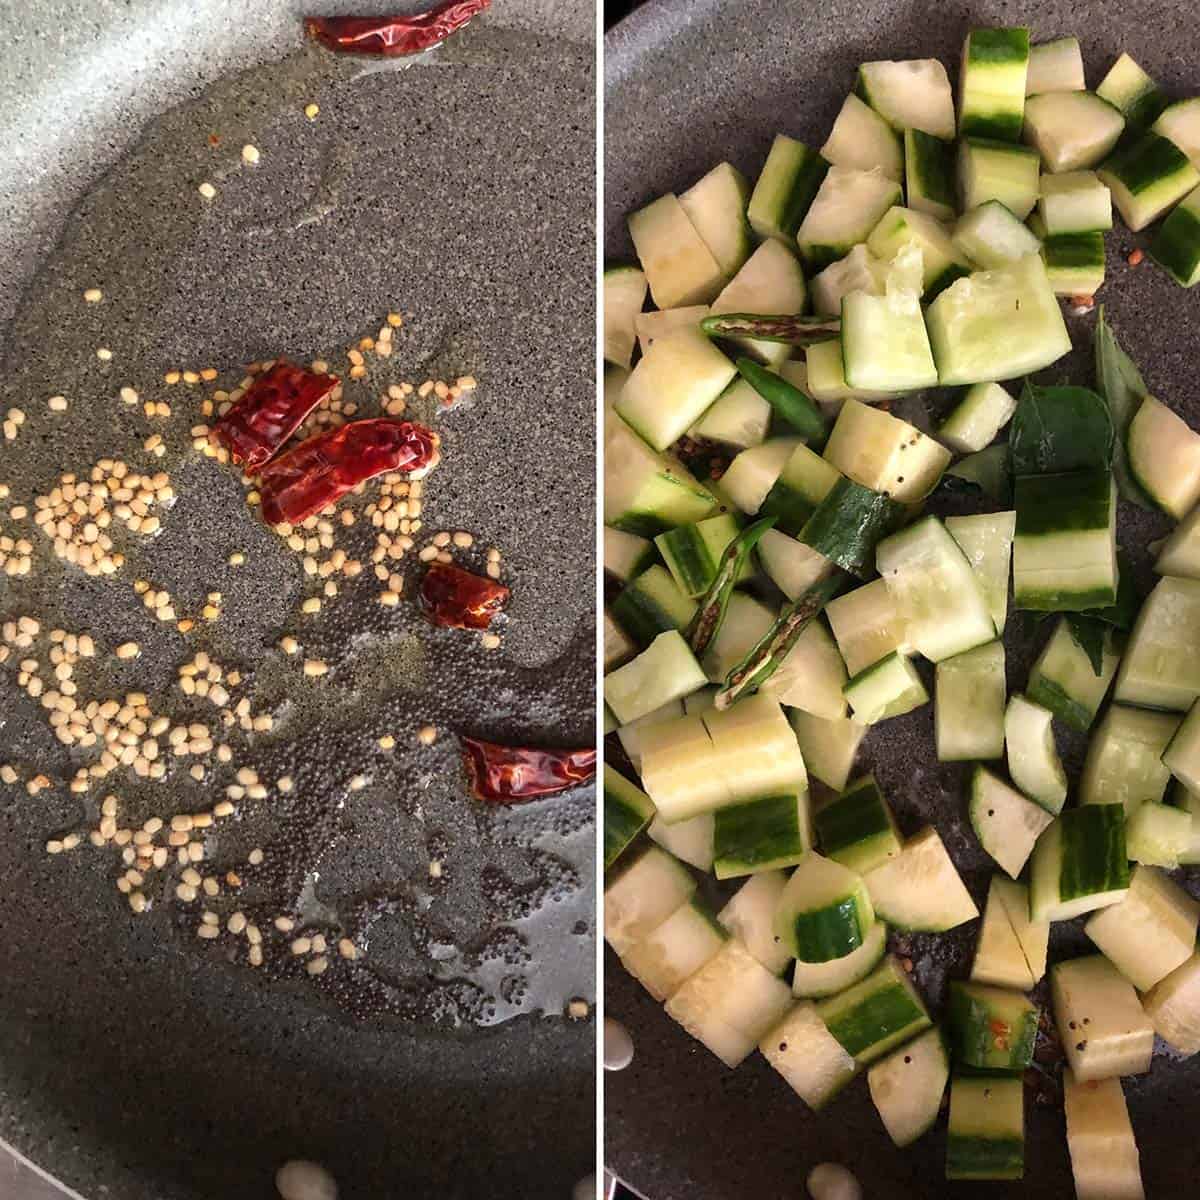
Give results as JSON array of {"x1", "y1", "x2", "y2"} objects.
[
  {"x1": 606, "y1": 2, "x2": 1200, "y2": 1197},
  {"x1": 0, "y1": 2, "x2": 595, "y2": 1197}
]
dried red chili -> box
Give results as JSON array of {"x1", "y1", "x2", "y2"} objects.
[
  {"x1": 210, "y1": 359, "x2": 340, "y2": 472},
  {"x1": 460, "y1": 736, "x2": 596, "y2": 803},
  {"x1": 420, "y1": 562, "x2": 509, "y2": 629},
  {"x1": 306, "y1": 1, "x2": 490, "y2": 57},
  {"x1": 258, "y1": 418, "x2": 435, "y2": 525}
]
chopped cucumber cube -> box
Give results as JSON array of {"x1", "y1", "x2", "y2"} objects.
[
  {"x1": 604, "y1": 526, "x2": 656, "y2": 583},
  {"x1": 1039, "y1": 170, "x2": 1114, "y2": 233},
  {"x1": 1026, "y1": 37, "x2": 1085, "y2": 95},
  {"x1": 789, "y1": 710, "x2": 867, "y2": 792},
  {"x1": 791, "y1": 919, "x2": 888, "y2": 999},
  {"x1": 1164, "y1": 697, "x2": 1200, "y2": 793},
  {"x1": 1005, "y1": 693, "x2": 1067, "y2": 813},
  {"x1": 690, "y1": 375, "x2": 772, "y2": 448},
  {"x1": 1096, "y1": 52, "x2": 1167, "y2": 132},
  {"x1": 655, "y1": 512, "x2": 745, "y2": 598},
  {"x1": 1126, "y1": 394, "x2": 1200, "y2": 518},
  {"x1": 814, "y1": 774, "x2": 901, "y2": 875},
  {"x1": 702, "y1": 693, "x2": 809, "y2": 803},
  {"x1": 1115, "y1": 575, "x2": 1200, "y2": 710},
  {"x1": 947, "y1": 980, "x2": 1039, "y2": 1071},
  {"x1": 1031, "y1": 806, "x2": 1130, "y2": 923},
  {"x1": 959, "y1": 137, "x2": 1040, "y2": 219},
  {"x1": 810, "y1": 244, "x2": 886, "y2": 317},
  {"x1": 925, "y1": 254, "x2": 1071, "y2": 384},
  {"x1": 774, "y1": 852, "x2": 875, "y2": 963},
  {"x1": 759, "y1": 616, "x2": 848, "y2": 720},
  {"x1": 1063, "y1": 1070, "x2": 1146, "y2": 1200},
  {"x1": 1051, "y1": 954, "x2": 1154, "y2": 1081},
  {"x1": 760, "y1": 1001, "x2": 859, "y2": 1109},
  {"x1": 843, "y1": 651, "x2": 928, "y2": 725},
  {"x1": 756, "y1": 528, "x2": 833, "y2": 600},
  {"x1": 603, "y1": 265, "x2": 647, "y2": 369},
  {"x1": 945, "y1": 510, "x2": 1016, "y2": 633},
  {"x1": 796, "y1": 166, "x2": 903, "y2": 270},
  {"x1": 953, "y1": 200, "x2": 1042, "y2": 269},
  {"x1": 936, "y1": 640, "x2": 1006, "y2": 762},
  {"x1": 816, "y1": 954, "x2": 932, "y2": 1065},
  {"x1": 1153, "y1": 97, "x2": 1200, "y2": 169},
  {"x1": 866, "y1": 206, "x2": 971, "y2": 298},
  {"x1": 638, "y1": 713, "x2": 732, "y2": 823},
  {"x1": 621, "y1": 896, "x2": 727, "y2": 1002},
  {"x1": 1144, "y1": 951, "x2": 1200, "y2": 1055},
  {"x1": 604, "y1": 844, "x2": 696, "y2": 956},
  {"x1": 857, "y1": 59, "x2": 955, "y2": 138},
  {"x1": 604, "y1": 608, "x2": 636, "y2": 672},
  {"x1": 1151, "y1": 182, "x2": 1200, "y2": 286},
  {"x1": 867, "y1": 1026, "x2": 949, "y2": 1147},
  {"x1": 713, "y1": 790, "x2": 811, "y2": 879},
  {"x1": 1026, "y1": 617, "x2": 1121, "y2": 732},
  {"x1": 820, "y1": 92, "x2": 903, "y2": 180},
  {"x1": 972, "y1": 875, "x2": 1036, "y2": 989},
  {"x1": 970, "y1": 768, "x2": 1055, "y2": 882},
  {"x1": 1080, "y1": 703, "x2": 1178, "y2": 814},
  {"x1": 958, "y1": 27, "x2": 1031, "y2": 142},
  {"x1": 804, "y1": 337, "x2": 900, "y2": 405},
  {"x1": 610, "y1": 564, "x2": 696, "y2": 649},
  {"x1": 905, "y1": 127, "x2": 957, "y2": 221},
  {"x1": 647, "y1": 810, "x2": 714, "y2": 872},
  {"x1": 1043, "y1": 231, "x2": 1106, "y2": 295},
  {"x1": 1023, "y1": 92, "x2": 1125, "y2": 172},
  {"x1": 946, "y1": 1075, "x2": 1024, "y2": 1181},
  {"x1": 797, "y1": 478, "x2": 903, "y2": 580},
  {"x1": 1098, "y1": 131, "x2": 1200, "y2": 232},
  {"x1": 746, "y1": 134, "x2": 828, "y2": 243},
  {"x1": 616, "y1": 699, "x2": 684, "y2": 771},
  {"x1": 678, "y1": 161, "x2": 753, "y2": 286},
  {"x1": 708, "y1": 237, "x2": 808, "y2": 365},
  {"x1": 994, "y1": 876, "x2": 1049, "y2": 982},
  {"x1": 841, "y1": 283, "x2": 938, "y2": 393},
  {"x1": 1156, "y1": 499, "x2": 1200, "y2": 577},
  {"x1": 758, "y1": 442, "x2": 841, "y2": 536},
  {"x1": 718, "y1": 870, "x2": 792, "y2": 975},
  {"x1": 603, "y1": 764, "x2": 656, "y2": 870},
  {"x1": 1085, "y1": 864, "x2": 1199, "y2": 990},
  {"x1": 863, "y1": 826, "x2": 979, "y2": 932},
  {"x1": 1126, "y1": 800, "x2": 1193, "y2": 867},
  {"x1": 721, "y1": 437, "x2": 806, "y2": 516},
  {"x1": 627, "y1": 193, "x2": 724, "y2": 309},
  {"x1": 634, "y1": 304, "x2": 709, "y2": 356},
  {"x1": 826, "y1": 578, "x2": 910, "y2": 677}
]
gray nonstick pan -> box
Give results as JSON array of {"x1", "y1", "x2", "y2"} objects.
[
  {"x1": 0, "y1": 2, "x2": 595, "y2": 1197},
  {"x1": 605, "y1": 1, "x2": 1200, "y2": 1196}
]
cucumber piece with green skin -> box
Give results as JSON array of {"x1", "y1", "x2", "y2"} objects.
[
  {"x1": 859, "y1": 59, "x2": 950, "y2": 138},
  {"x1": 1114, "y1": 576, "x2": 1200, "y2": 711},
  {"x1": 621, "y1": 896, "x2": 728, "y2": 1003},
  {"x1": 970, "y1": 767, "x2": 1054, "y2": 881},
  {"x1": 614, "y1": 326, "x2": 737, "y2": 452},
  {"x1": 610, "y1": 564, "x2": 697, "y2": 649},
  {"x1": 810, "y1": 244, "x2": 886, "y2": 317},
  {"x1": 790, "y1": 710, "x2": 867, "y2": 792},
  {"x1": 796, "y1": 166, "x2": 903, "y2": 271},
  {"x1": 817, "y1": 954, "x2": 932, "y2": 1066},
  {"x1": 735, "y1": 357, "x2": 824, "y2": 440},
  {"x1": 1027, "y1": 617, "x2": 1121, "y2": 732},
  {"x1": 863, "y1": 826, "x2": 979, "y2": 932},
  {"x1": 1031, "y1": 806, "x2": 1131, "y2": 923},
  {"x1": 689, "y1": 376, "x2": 772, "y2": 448},
  {"x1": 877, "y1": 515, "x2": 995, "y2": 663},
  {"x1": 647, "y1": 811, "x2": 713, "y2": 872},
  {"x1": 1164, "y1": 698, "x2": 1200, "y2": 793},
  {"x1": 825, "y1": 578, "x2": 910, "y2": 677},
  {"x1": 972, "y1": 876, "x2": 1036, "y2": 989},
  {"x1": 935, "y1": 640, "x2": 1006, "y2": 763},
  {"x1": 798, "y1": 478, "x2": 904, "y2": 580},
  {"x1": 1096, "y1": 52, "x2": 1168, "y2": 132},
  {"x1": 774, "y1": 852, "x2": 874, "y2": 963},
  {"x1": 1126, "y1": 801, "x2": 1193, "y2": 867},
  {"x1": 952, "y1": 201, "x2": 1042, "y2": 269},
  {"x1": 1126, "y1": 395, "x2": 1200, "y2": 518},
  {"x1": 1098, "y1": 131, "x2": 1200, "y2": 232},
  {"x1": 678, "y1": 161, "x2": 753, "y2": 287},
  {"x1": 926, "y1": 254, "x2": 1071, "y2": 385},
  {"x1": 1039, "y1": 170, "x2": 1114, "y2": 233},
  {"x1": 1012, "y1": 470, "x2": 1117, "y2": 612},
  {"x1": 959, "y1": 137, "x2": 1040, "y2": 218},
  {"x1": 604, "y1": 844, "x2": 697, "y2": 956},
  {"x1": 948, "y1": 981, "x2": 1039, "y2": 1071},
  {"x1": 1023, "y1": 92, "x2": 1126, "y2": 172},
  {"x1": 604, "y1": 526, "x2": 656, "y2": 583},
  {"x1": 616, "y1": 699, "x2": 684, "y2": 771},
  {"x1": 856, "y1": 59, "x2": 955, "y2": 138},
  {"x1": 868, "y1": 1026, "x2": 950, "y2": 1148},
  {"x1": 760, "y1": 1002, "x2": 859, "y2": 1109},
  {"x1": 702, "y1": 692, "x2": 810, "y2": 803},
  {"x1": 1063, "y1": 1070, "x2": 1146, "y2": 1200},
  {"x1": 1042, "y1": 232, "x2": 1106, "y2": 296},
  {"x1": 634, "y1": 304, "x2": 709, "y2": 356},
  {"x1": 1026, "y1": 37, "x2": 1085, "y2": 95},
  {"x1": 843, "y1": 651, "x2": 929, "y2": 725},
  {"x1": 655, "y1": 513, "x2": 746, "y2": 599},
  {"x1": 905, "y1": 128, "x2": 957, "y2": 221},
  {"x1": 945, "y1": 511, "x2": 1016, "y2": 634},
  {"x1": 1153, "y1": 98, "x2": 1200, "y2": 168},
  {"x1": 1169, "y1": 781, "x2": 1200, "y2": 865},
  {"x1": 701, "y1": 591, "x2": 776, "y2": 684},
  {"x1": 755, "y1": 529, "x2": 833, "y2": 602},
  {"x1": 946, "y1": 1075, "x2": 1024, "y2": 1181},
  {"x1": 820, "y1": 92, "x2": 903, "y2": 181},
  {"x1": 1144, "y1": 951, "x2": 1200, "y2": 1054},
  {"x1": 823, "y1": 400, "x2": 952, "y2": 505},
  {"x1": 758, "y1": 443, "x2": 841, "y2": 536},
  {"x1": 709, "y1": 238, "x2": 809, "y2": 366},
  {"x1": 1085, "y1": 864, "x2": 1199, "y2": 990},
  {"x1": 804, "y1": 338, "x2": 900, "y2": 405},
  {"x1": 866, "y1": 206, "x2": 971, "y2": 298},
  {"x1": 1150, "y1": 183, "x2": 1200, "y2": 285},
  {"x1": 1157, "y1": 502, "x2": 1200, "y2": 578},
  {"x1": 603, "y1": 265, "x2": 647, "y2": 369},
  {"x1": 841, "y1": 283, "x2": 939, "y2": 393},
  {"x1": 718, "y1": 870, "x2": 792, "y2": 975},
  {"x1": 665, "y1": 938, "x2": 795, "y2": 1067},
  {"x1": 605, "y1": 630, "x2": 708, "y2": 726},
  {"x1": 627, "y1": 193, "x2": 725, "y2": 310},
  {"x1": 604, "y1": 608, "x2": 636, "y2": 672},
  {"x1": 604, "y1": 416, "x2": 717, "y2": 536},
  {"x1": 994, "y1": 876, "x2": 1049, "y2": 982},
  {"x1": 1051, "y1": 954, "x2": 1154, "y2": 1081},
  {"x1": 1005, "y1": 693, "x2": 1067, "y2": 813},
  {"x1": 638, "y1": 714, "x2": 732, "y2": 822},
  {"x1": 759, "y1": 616, "x2": 848, "y2": 720},
  {"x1": 603, "y1": 764, "x2": 656, "y2": 870},
  {"x1": 713, "y1": 790, "x2": 811, "y2": 879},
  {"x1": 721, "y1": 438, "x2": 806, "y2": 516},
  {"x1": 958, "y1": 27, "x2": 1031, "y2": 141},
  {"x1": 1081, "y1": 704, "x2": 1179, "y2": 814},
  {"x1": 747, "y1": 134, "x2": 829, "y2": 243},
  {"x1": 792, "y1": 919, "x2": 888, "y2": 999},
  {"x1": 946, "y1": 445, "x2": 1012, "y2": 504},
  {"x1": 814, "y1": 774, "x2": 901, "y2": 875}
]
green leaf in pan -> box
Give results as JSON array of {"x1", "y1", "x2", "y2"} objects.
[
  {"x1": 1009, "y1": 381, "x2": 1114, "y2": 476},
  {"x1": 1094, "y1": 306, "x2": 1154, "y2": 509}
]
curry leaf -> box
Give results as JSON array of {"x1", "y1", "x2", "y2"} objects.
[
  {"x1": 1094, "y1": 307, "x2": 1154, "y2": 508},
  {"x1": 1065, "y1": 615, "x2": 1106, "y2": 676},
  {"x1": 1010, "y1": 382, "x2": 1114, "y2": 476}
]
